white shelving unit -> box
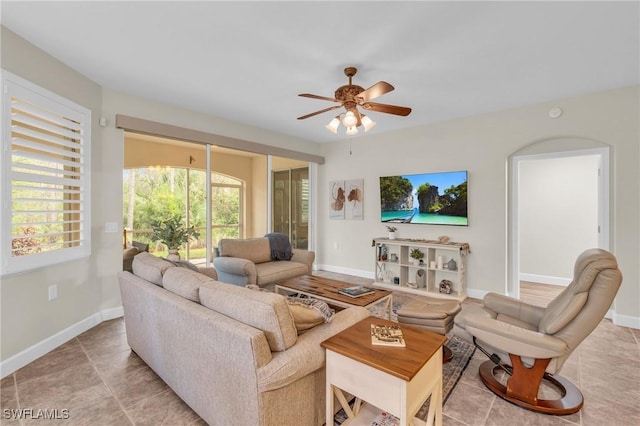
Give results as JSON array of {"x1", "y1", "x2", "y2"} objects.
[{"x1": 373, "y1": 237, "x2": 469, "y2": 301}]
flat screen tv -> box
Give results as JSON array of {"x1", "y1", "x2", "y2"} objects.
[{"x1": 380, "y1": 170, "x2": 468, "y2": 226}]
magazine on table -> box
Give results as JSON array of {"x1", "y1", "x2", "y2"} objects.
[
  {"x1": 338, "y1": 285, "x2": 375, "y2": 298},
  {"x1": 371, "y1": 324, "x2": 406, "y2": 347},
  {"x1": 371, "y1": 411, "x2": 400, "y2": 426}
]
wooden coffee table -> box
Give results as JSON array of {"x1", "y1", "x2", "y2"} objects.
[
  {"x1": 322, "y1": 317, "x2": 447, "y2": 426},
  {"x1": 275, "y1": 275, "x2": 393, "y2": 319}
]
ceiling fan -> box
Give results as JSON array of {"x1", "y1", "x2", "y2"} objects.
[{"x1": 297, "y1": 67, "x2": 412, "y2": 135}]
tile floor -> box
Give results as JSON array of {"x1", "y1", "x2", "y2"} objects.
[{"x1": 1, "y1": 272, "x2": 639, "y2": 425}]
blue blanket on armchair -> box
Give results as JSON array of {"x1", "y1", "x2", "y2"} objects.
[{"x1": 265, "y1": 233, "x2": 293, "y2": 260}]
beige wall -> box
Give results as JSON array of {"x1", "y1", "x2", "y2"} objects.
[
  {"x1": 251, "y1": 157, "x2": 269, "y2": 237},
  {"x1": 318, "y1": 85, "x2": 639, "y2": 326},
  {"x1": 519, "y1": 155, "x2": 599, "y2": 281},
  {"x1": 272, "y1": 157, "x2": 309, "y2": 170}
]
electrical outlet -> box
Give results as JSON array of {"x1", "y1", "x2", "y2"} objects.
[{"x1": 48, "y1": 284, "x2": 57, "y2": 301}]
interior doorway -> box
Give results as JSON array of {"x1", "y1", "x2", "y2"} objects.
[{"x1": 510, "y1": 147, "x2": 609, "y2": 299}]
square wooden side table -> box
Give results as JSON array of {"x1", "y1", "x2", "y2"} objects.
[{"x1": 321, "y1": 317, "x2": 446, "y2": 426}]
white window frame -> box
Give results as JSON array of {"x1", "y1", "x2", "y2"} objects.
[{"x1": 1, "y1": 71, "x2": 91, "y2": 276}]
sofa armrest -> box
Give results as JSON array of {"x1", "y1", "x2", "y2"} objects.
[
  {"x1": 256, "y1": 306, "x2": 370, "y2": 392},
  {"x1": 197, "y1": 266, "x2": 218, "y2": 280},
  {"x1": 213, "y1": 257, "x2": 257, "y2": 285},
  {"x1": 290, "y1": 249, "x2": 315, "y2": 274},
  {"x1": 467, "y1": 315, "x2": 567, "y2": 359},
  {"x1": 484, "y1": 293, "x2": 545, "y2": 327}
]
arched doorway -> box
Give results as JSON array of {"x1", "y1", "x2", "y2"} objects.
[{"x1": 508, "y1": 139, "x2": 610, "y2": 299}]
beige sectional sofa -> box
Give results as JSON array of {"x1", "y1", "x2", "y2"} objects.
[
  {"x1": 118, "y1": 252, "x2": 369, "y2": 426},
  {"x1": 214, "y1": 237, "x2": 314, "y2": 287}
]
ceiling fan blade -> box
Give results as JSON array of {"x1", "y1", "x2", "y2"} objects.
[
  {"x1": 356, "y1": 81, "x2": 394, "y2": 103},
  {"x1": 299, "y1": 93, "x2": 339, "y2": 102},
  {"x1": 297, "y1": 105, "x2": 342, "y2": 120},
  {"x1": 362, "y1": 102, "x2": 412, "y2": 116}
]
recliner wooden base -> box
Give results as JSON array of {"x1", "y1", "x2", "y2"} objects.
[{"x1": 478, "y1": 356, "x2": 584, "y2": 415}]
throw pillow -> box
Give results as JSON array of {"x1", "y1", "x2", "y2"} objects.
[
  {"x1": 243, "y1": 285, "x2": 335, "y2": 334},
  {"x1": 286, "y1": 296, "x2": 335, "y2": 333}
]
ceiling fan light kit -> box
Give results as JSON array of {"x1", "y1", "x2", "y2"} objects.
[
  {"x1": 298, "y1": 67, "x2": 411, "y2": 136},
  {"x1": 325, "y1": 116, "x2": 340, "y2": 134}
]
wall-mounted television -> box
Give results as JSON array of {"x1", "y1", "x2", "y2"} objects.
[{"x1": 380, "y1": 170, "x2": 468, "y2": 226}]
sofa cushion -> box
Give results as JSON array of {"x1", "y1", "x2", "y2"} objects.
[
  {"x1": 255, "y1": 261, "x2": 309, "y2": 286},
  {"x1": 219, "y1": 238, "x2": 272, "y2": 264},
  {"x1": 132, "y1": 252, "x2": 174, "y2": 286},
  {"x1": 199, "y1": 284, "x2": 297, "y2": 352},
  {"x1": 163, "y1": 267, "x2": 221, "y2": 302}
]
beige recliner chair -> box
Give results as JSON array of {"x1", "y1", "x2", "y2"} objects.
[{"x1": 454, "y1": 248, "x2": 622, "y2": 415}]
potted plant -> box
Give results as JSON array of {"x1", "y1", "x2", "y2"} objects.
[
  {"x1": 151, "y1": 216, "x2": 200, "y2": 260},
  {"x1": 410, "y1": 248, "x2": 424, "y2": 265},
  {"x1": 386, "y1": 225, "x2": 397, "y2": 240}
]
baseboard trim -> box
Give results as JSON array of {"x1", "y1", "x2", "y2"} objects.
[
  {"x1": 466, "y1": 288, "x2": 489, "y2": 300},
  {"x1": 315, "y1": 265, "x2": 639, "y2": 329},
  {"x1": 613, "y1": 312, "x2": 640, "y2": 329},
  {"x1": 519, "y1": 273, "x2": 571, "y2": 286},
  {"x1": 315, "y1": 264, "x2": 374, "y2": 280},
  {"x1": 0, "y1": 306, "x2": 124, "y2": 379}
]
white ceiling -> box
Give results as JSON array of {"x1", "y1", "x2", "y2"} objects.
[{"x1": 2, "y1": 1, "x2": 638, "y2": 144}]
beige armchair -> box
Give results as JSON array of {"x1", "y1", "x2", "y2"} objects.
[{"x1": 454, "y1": 248, "x2": 622, "y2": 415}]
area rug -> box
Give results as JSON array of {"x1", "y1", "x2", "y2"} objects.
[{"x1": 334, "y1": 299, "x2": 476, "y2": 425}]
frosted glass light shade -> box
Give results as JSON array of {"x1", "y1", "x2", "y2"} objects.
[
  {"x1": 342, "y1": 110, "x2": 357, "y2": 127},
  {"x1": 325, "y1": 117, "x2": 340, "y2": 134},
  {"x1": 345, "y1": 126, "x2": 359, "y2": 136},
  {"x1": 361, "y1": 114, "x2": 376, "y2": 132}
]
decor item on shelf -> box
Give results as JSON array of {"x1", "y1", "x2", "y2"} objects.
[
  {"x1": 390, "y1": 253, "x2": 398, "y2": 262},
  {"x1": 410, "y1": 248, "x2": 424, "y2": 265},
  {"x1": 438, "y1": 235, "x2": 450, "y2": 243},
  {"x1": 416, "y1": 269, "x2": 426, "y2": 288},
  {"x1": 448, "y1": 258, "x2": 457, "y2": 271},
  {"x1": 297, "y1": 66, "x2": 411, "y2": 136},
  {"x1": 437, "y1": 255, "x2": 444, "y2": 269},
  {"x1": 377, "y1": 244, "x2": 388, "y2": 261},
  {"x1": 386, "y1": 225, "x2": 397, "y2": 240},
  {"x1": 439, "y1": 280, "x2": 453, "y2": 294},
  {"x1": 151, "y1": 215, "x2": 200, "y2": 261}
]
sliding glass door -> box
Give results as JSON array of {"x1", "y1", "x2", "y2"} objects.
[{"x1": 272, "y1": 167, "x2": 309, "y2": 249}]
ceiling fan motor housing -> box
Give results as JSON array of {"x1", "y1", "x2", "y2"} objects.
[{"x1": 335, "y1": 85, "x2": 365, "y2": 111}]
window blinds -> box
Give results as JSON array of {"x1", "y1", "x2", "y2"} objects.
[{"x1": 2, "y1": 71, "x2": 91, "y2": 275}]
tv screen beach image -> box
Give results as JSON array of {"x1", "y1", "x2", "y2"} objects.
[{"x1": 380, "y1": 171, "x2": 468, "y2": 226}]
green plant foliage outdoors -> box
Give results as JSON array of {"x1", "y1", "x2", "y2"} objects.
[{"x1": 151, "y1": 216, "x2": 200, "y2": 250}]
